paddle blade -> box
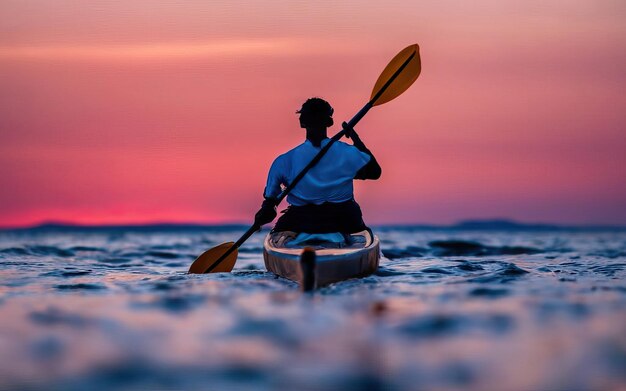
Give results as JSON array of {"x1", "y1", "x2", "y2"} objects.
[
  {"x1": 188, "y1": 242, "x2": 238, "y2": 274},
  {"x1": 370, "y1": 44, "x2": 421, "y2": 106}
]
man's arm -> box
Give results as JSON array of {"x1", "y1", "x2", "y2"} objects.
[
  {"x1": 254, "y1": 158, "x2": 283, "y2": 227},
  {"x1": 254, "y1": 196, "x2": 277, "y2": 227},
  {"x1": 343, "y1": 122, "x2": 382, "y2": 180}
]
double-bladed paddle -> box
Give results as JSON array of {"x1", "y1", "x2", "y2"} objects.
[{"x1": 188, "y1": 44, "x2": 421, "y2": 274}]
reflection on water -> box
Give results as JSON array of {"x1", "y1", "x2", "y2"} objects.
[{"x1": 0, "y1": 227, "x2": 625, "y2": 390}]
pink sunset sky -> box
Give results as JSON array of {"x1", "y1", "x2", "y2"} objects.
[{"x1": 1, "y1": 1, "x2": 625, "y2": 228}]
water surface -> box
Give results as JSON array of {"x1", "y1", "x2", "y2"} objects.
[{"x1": 0, "y1": 227, "x2": 625, "y2": 390}]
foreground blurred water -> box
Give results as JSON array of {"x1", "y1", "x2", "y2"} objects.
[{"x1": 0, "y1": 226, "x2": 625, "y2": 390}]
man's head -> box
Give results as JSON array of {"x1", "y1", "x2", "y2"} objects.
[{"x1": 297, "y1": 98, "x2": 334, "y2": 129}]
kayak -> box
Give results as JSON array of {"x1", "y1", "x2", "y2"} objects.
[{"x1": 263, "y1": 230, "x2": 380, "y2": 290}]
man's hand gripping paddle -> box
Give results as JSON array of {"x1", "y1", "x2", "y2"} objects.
[{"x1": 188, "y1": 44, "x2": 421, "y2": 274}]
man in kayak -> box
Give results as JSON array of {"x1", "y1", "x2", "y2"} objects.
[{"x1": 254, "y1": 97, "x2": 381, "y2": 233}]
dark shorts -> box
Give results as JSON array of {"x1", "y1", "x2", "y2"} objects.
[{"x1": 272, "y1": 199, "x2": 368, "y2": 234}]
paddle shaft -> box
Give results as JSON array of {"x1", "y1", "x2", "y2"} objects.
[{"x1": 204, "y1": 50, "x2": 416, "y2": 273}]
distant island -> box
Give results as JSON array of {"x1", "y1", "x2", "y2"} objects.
[
  {"x1": 2, "y1": 219, "x2": 624, "y2": 232},
  {"x1": 382, "y1": 219, "x2": 625, "y2": 231}
]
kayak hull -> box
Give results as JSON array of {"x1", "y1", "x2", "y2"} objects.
[{"x1": 263, "y1": 231, "x2": 380, "y2": 287}]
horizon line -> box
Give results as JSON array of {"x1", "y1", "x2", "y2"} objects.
[{"x1": 2, "y1": 218, "x2": 625, "y2": 231}]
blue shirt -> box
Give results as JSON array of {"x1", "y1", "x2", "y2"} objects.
[{"x1": 264, "y1": 139, "x2": 371, "y2": 206}]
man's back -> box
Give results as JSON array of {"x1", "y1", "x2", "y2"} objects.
[{"x1": 264, "y1": 139, "x2": 371, "y2": 206}]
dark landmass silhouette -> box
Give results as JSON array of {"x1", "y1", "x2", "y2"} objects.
[{"x1": 2, "y1": 219, "x2": 624, "y2": 232}]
